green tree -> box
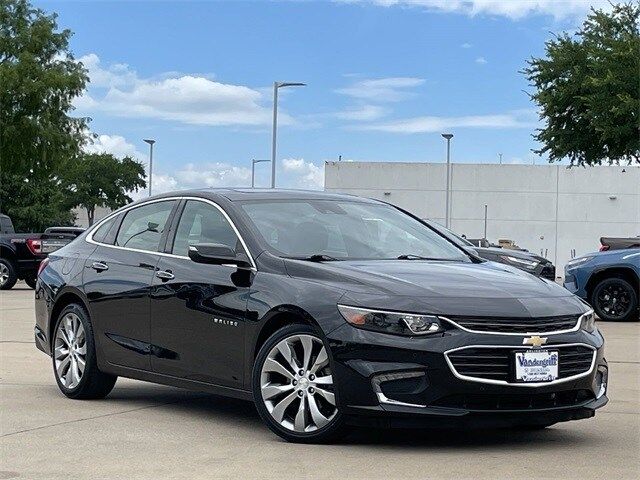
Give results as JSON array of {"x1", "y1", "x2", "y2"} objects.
[
  {"x1": 0, "y1": 174, "x2": 75, "y2": 232},
  {"x1": 524, "y1": 3, "x2": 640, "y2": 166},
  {"x1": 0, "y1": 0, "x2": 89, "y2": 176},
  {"x1": 64, "y1": 153, "x2": 146, "y2": 226},
  {"x1": 1, "y1": 0, "x2": 91, "y2": 230}
]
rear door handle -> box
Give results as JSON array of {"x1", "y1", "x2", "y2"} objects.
[
  {"x1": 91, "y1": 262, "x2": 109, "y2": 272},
  {"x1": 156, "y1": 270, "x2": 175, "y2": 281}
]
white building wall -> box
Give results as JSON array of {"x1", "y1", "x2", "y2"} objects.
[
  {"x1": 72, "y1": 206, "x2": 112, "y2": 229},
  {"x1": 325, "y1": 162, "x2": 640, "y2": 277}
]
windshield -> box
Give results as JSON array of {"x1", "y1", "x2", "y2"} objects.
[{"x1": 239, "y1": 200, "x2": 470, "y2": 262}]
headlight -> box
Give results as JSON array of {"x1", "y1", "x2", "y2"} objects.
[
  {"x1": 567, "y1": 256, "x2": 593, "y2": 268},
  {"x1": 580, "y1": 309, "x2": 597, "y2": 332},
  {"x1": 338, "y1": 305, "x2": 445, "y2": 336},
  {"x1": 501, "y1": 255, "x2": 539, "y2": 270}
]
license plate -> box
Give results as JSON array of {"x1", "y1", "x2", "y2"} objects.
[
  {"x1": 41, "y1": 240, "x2": 68, "y2": 253},
  {"x1": 515, "y1": 350, "x2": 558, "y2": 383}
]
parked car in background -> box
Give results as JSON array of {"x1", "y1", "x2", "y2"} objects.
[
  {"x1": 599, "y1": 236, "x2": 640, "y2": 251},
  {"x1": 0, "y1": 214, "x2": 79, "y2": 290},
  {"x1": 429, "y1": 223, "x2": 556, "y2": 280},
  {"x1": 565, "y1": 249, "x2": 640, "y2": 322}
]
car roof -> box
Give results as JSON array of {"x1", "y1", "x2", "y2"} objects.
[{"x1": 147, "y1": 188, "x2": 383, "y2": 204}]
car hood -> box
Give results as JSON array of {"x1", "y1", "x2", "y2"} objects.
[{"x1": 285, "y1": 258, "x2": 584, "y2": 318}]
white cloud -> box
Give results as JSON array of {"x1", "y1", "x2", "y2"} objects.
[
  {"x1": 129, "y1": 158, "x2": 325, "y2": 197},
  {"x1": 336, "y1": 104, "x2": 387, "y2": 121},
  {"x1": 475, "y1": 56, "x2": 488, "y2": 64},
  {"x1": 461, "y1": 42, "x2": 473, "y2": 48},
  {"x1": 336, "y1": 77, "x2": 425, "y2": 102},
  {"x1": 174, "y1": 162, "x2": 252, "y2": 188},
  {"x1": 282, "y1": 158, "x2": 325, "y2": 189},
  {"x1": 354, "y1": 110, "x2": 537, "y2": 133},
  {"x1": 84, "y1": 134, "x2": 146, "y2": 159},
  {"x1": 344, "y1": 1, "x2": 610, "y2": 21},
  {"x1": 76, "y1": 54, "x2": 283, "y2": 127}
]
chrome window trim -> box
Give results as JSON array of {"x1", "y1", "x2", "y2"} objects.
[
  {"x1": 444, "y1": 343, "x2": 597, "y2": 388},
  {"x1": 85, "y1": 196, "x2": 257, "y2": 271}
]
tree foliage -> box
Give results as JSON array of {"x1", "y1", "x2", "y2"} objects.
[
  {"x1": 64, "y1": 153, "x2": 146, "y2": 226},
  {"x1": 524, "y1": 3, "x2": 640, "y2": 166},
  {"x1": 0, "y1": 0, "x2": 90, "y2": 177},
  {"x1": 0, "y1": 0, "x2": 94, "y2": 230},
  {"x1": 0, "y1": 174, "x2": 75, "y2": 232}
]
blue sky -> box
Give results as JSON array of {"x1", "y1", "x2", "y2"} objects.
[{"x1": 38, "y1": 0, "x2": 607, "y2": 192}]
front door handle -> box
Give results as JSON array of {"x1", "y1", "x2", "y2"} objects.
[
  {"x1": 156, "y1": 270, "x2": 175, "y2": 281},
  {"x1": 91, "y1": 262, "x2": 109, "y2": 272}
]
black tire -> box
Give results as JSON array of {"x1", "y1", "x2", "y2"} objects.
[
  {"x1": 0, "y1": 258, "x2": 18, "y2": 290},
  {"x1": 52, "y1": 303, "x2": 117, "y2": 399},
  {"x1": 252, "y1": 323, "x2": 346, "y2": 443},
  {"x1": 592, "y1": 277, "x2": 638, "y2": 322},
  {"x1": 24, "y1": 274, "x2": 37, "y2": 289}
]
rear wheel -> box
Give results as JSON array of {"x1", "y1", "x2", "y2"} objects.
[
  {"x1": 252, "y1": 324, "x2": 345, "y2": 443},
  {"x1": 592, "y1": 278, "x2": 638, "y2": 322},
  {"x1": 0, "y1": 258, "x2": 17, "y2": 290},
  {"x1": 52, "y1": 304, "x2": 117, "y2": 399}
]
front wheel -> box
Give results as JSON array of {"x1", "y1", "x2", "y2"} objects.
[
  {"x1": 252, "y1": 324, "x2": 345, "y2": 443},
  {"x1": 52, "y1": 304, "x2": 117, "y2": 399},
  {"x1": 592, "y1": 278, "x2": 638, "y2": 322}
]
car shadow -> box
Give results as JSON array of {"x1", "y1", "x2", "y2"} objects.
[{"x1": 105, "y1": 383, "x2": 591, "y2": 449}]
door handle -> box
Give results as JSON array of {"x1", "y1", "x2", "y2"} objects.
[
  {"x1": 91, "y1": 262, "x2": 109, "y2": 272},
  {"x1": 156, "y1": 270, "x2": 175, "y2": 281}
]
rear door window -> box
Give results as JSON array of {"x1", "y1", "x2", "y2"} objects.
[{"x1": 115, "y1": 201, "x2": 176, "y2": 252}]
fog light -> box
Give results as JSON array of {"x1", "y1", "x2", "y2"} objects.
[
  {"x1": 371, "y1": 371, "x2": 427, "y2": 408},
  {"x1": 596, "y1": 368, "x2": 608, "y2": 399}
]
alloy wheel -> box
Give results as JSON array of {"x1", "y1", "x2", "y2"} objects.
[
  {"x1": 54, "y1": 312, "x2": 87, "y2": 389},
  {"x1": 597, "y1": 283, "x2": 632, "y2": 319},
  {"x1": 0, "y1": 262, "x2": 8, "y2": 287},
  {"x1": 260, "y1": 334, "x2": 337, "y2": 433}
]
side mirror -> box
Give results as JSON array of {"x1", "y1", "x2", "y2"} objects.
[{"x1": 188, "y1": 243, "x2": 252, "y2": 269}]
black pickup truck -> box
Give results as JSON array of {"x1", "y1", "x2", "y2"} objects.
[{"x1": 0, "y1": 214, "x2": 82, "y2": 290}]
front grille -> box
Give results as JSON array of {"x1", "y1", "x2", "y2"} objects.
[
  {"x1": 433, "y1": 389, "x2": 595, "y2": 411},
  {"x1": 446, "y1": 345, "x2": 595, "y2": 383},
  {"x1": 447, "y1": 314, "x2": 579, "y2": 333}
]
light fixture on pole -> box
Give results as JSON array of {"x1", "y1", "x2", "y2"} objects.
[
  {"x1": 441, "y1": 133, "x2": 453, "y2": 228},
  {"x1": 271, "y1": 81, "x2": 306, "y2": 188},
  {"x1": 251, "y1": 159, "x2": 270, "y2": 188},
  {"x1": 143, "y1": 139, "x2": 156, "y2": 197}
]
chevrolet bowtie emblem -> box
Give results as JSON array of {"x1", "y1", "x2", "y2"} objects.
[{"x1": 523, "y1": 336, "x2": 548, "y2": 348}]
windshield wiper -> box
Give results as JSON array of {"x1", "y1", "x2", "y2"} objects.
[
  {"x1": 396, "y1": 254, "x2": 446, "y2": 260},
  {"x1": 289, "y1": 254, "x2": 340, "y2": 262}
]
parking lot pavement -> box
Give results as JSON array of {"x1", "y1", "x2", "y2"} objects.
[{"x1": 1, "y1": 284, "x2": 639, "y2": 480}]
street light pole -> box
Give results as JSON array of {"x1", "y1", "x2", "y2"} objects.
[
  {"x1": 143, "y1": 139, "x2": 155, "y2": 197},
  {"x1": 441, "y1": 133, "x2": 453, "y2": 228},
  {"x1": 251, "y1": 159, "x2": 270, "y2": 188},
  {"x1": 271, "y1": 81, "x2": 306, "y2": 188}
]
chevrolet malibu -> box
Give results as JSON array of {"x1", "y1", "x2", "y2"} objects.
[{"x1": 35, "y1": 189, "x2": 608, "y2": 443}]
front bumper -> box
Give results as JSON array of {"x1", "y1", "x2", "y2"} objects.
[{"x1": 327, "y1": 323, "x2": 608, "y2": 428}]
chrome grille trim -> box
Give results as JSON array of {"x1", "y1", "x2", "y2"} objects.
[
  {"x1": 439, "y1": 312, "x2": 585, "y2": 336},
  {"x1": 444, "y1": 343, "x2": 597, "y2": 387}
]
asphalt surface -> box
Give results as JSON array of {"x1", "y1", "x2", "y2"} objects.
[{"x1": 1, "y1": 283, "x2": 639, "y2": 480}]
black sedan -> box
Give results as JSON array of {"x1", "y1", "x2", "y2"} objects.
[{"x1": 35, "y1": 189, "x2": 608, "y2": 443}]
